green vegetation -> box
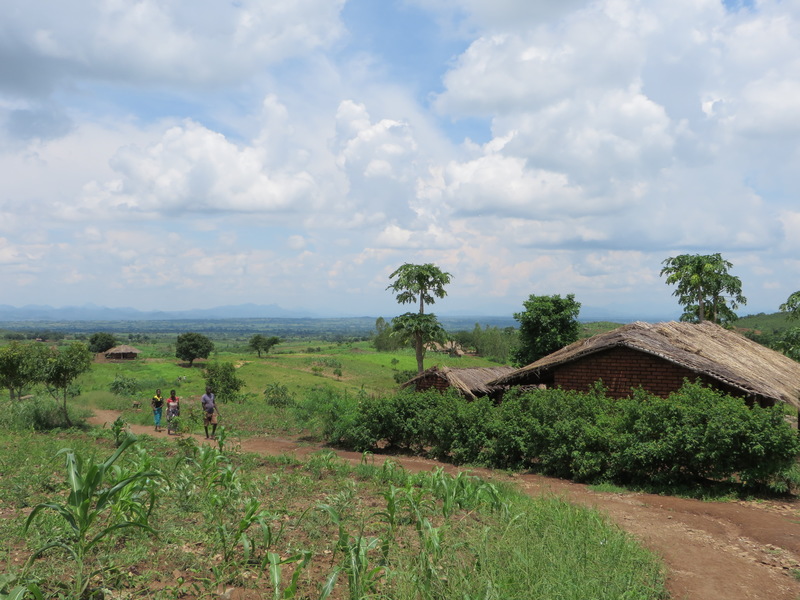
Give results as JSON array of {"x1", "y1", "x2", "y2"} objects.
[
  {"x1": 661, "y1": 253, "x2": 746, "y2": 325},
  {"x1": 0, "y1": 325, "x2": 675, "y2": 598},
  {"x1": 1, "y1": 429, "x2": 665, "y2": 599},
  {"x1": 387, "y1": 262, "x2": 452, "y2": 373},
  {"x1": 512, "y1": 293, "x2": 582, "y2": 366},
  {"x1": 319, "y1": 382, "x2": 799, "y2": 493}
]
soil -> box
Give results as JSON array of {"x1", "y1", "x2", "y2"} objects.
[{"x1": 89, "y1": 409, "x2": 800, "y2": 600}]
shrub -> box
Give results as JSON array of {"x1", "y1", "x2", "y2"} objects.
[{"x1": 264, "y1": 382, "x2": 295, "y2": 407}]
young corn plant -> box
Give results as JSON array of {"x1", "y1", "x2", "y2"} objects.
[
  {"x1": 23, "y1": 435, "x2": 162, "y2": 599},
  {"x1": 318, "y1": 504, "x2": 386, "y2": 600},
  {"x1": 266, "y1": 551, "x2": 312, "y2": 600}
]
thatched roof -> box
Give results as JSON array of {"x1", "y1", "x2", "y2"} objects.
[
  {"x1": 402, "y1": 365, "x2": 516, "y2": 400},
  {"x1": 489, "y1": 321, "x2": 800, "y2": 409},
  {"x1": 105, "y1": 345, "x2": 141, "y2": 355}
]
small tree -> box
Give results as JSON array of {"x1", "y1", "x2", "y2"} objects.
[
  {"x1": 248, "y1": 334, "x2": 281, "y2": 358},
  {"x1": 88, "y1": 332, "x2": 117, "y2": 354},
  {"x1": 203, "y1": 362, "x2": 245, "y2": 404},
  {"x1": 660, "y1": 253, "x2": 746, "y2": 325},
  {"x1": 176, "y1": 332, "x2": 214, "y2": 367},
  {"x1": 43, "y1": 342, "x2": 93, "y2": 427},
  {"x1": 387, "y1": 263, "x2": 452, "y2": 373},
  {"x1": 0, "y1": 341, "x2": 49, "y2": 400},
  {"x1": 512, "y1": 294, "x2": 581, "y2": 366}
]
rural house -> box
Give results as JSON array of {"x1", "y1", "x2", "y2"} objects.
[
  {"x1": 489, "y1": 321, "x2": 800, "y2": 410},
  {"x1": 402, "y1": 365, "x2": 516, "y2": 401},
  {"x1": 104, "y1": 345, "x2": 141, "y2": 360}
]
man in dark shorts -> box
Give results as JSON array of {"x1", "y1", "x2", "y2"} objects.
[{"x1": 201, "y1": 386, "x2": 218, "y2": 439}]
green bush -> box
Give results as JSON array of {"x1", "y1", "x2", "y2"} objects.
[
  {"x1": 264, "y1": 382, "x2": 295, "y2": 407},
  {"x1": 332, "y1": 380, "x2": 800, "y2": 489}
]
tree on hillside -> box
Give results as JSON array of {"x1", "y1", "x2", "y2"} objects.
[
  {"x1": 0, "y1": 341, "x2": 49, "y2": 400},
  {"x1": 176, "y1": 332, "x2": 214, "y2": 367},
  {"x1": 203, "y1": 362, "x2": 245, "y2": 404},
  {"x1": 88, "y1": 332, "x2": 117, "y2": 354},
  {"x1": 249, "y1": 334, "x2": 281, "y2": 358},
  {"x1": 43, "y1": 342, "x2": 93, "y2": 427},
  {"x1": 512, "y1": 294, "x2": 581, "y2": 367},
  {"x1": 660, "y1": 253, "x2": 746, "y2": 325},
  {"x1": 387, "y1": 263, "x2": 452, "y2": 374}
]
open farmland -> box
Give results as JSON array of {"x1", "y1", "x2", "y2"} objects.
[{"x1": 1, "y1": 328, "x2": 800, "y2": 599}]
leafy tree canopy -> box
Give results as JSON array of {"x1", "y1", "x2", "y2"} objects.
[
  {"x1": 175, "y1": 332, "x2": 214, "y2": 367},
  {"x1": 660, "y1": 253, "x2": 746, "y2": 325},
  {"x1": 88, "y1": 332, "x2": 117, "y2": 354},
  {"x1": 387, "y1": 263, "x2": 452, "y2": 373},
  {"x1": 780, "y1": 291, "x2": 800, "y2": 320},
  {"x1": 248, "y1": 334, "x2": 281, "y2": 358},
  {"x1": 387, "y1": 263, "x2": 452, "y2": 314},
  {"x1": 43, "y1": 342, "x2": 93, "y2": 427},
  {"x1": 0, "y1": 341, "x2": 49, "y2": 400},
  {"x1": 203, "y1": 361, "x2": 245, "y2": 403},
  {"x1": 512, "y1": 294, "x2": 581, "y2": 367},
  {"x1": 391, "y1": 312, "x2": 447, "y2": 373}
]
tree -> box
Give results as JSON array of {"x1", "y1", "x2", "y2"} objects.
[
  {"x1": 780, "y1": 291, "x2": 800, "y2": 320},
  {"x1": 660, "y1": 253, "x2": 747, "y2": 325},
  {"x1": 88, "y1": 332, "x2": 117, "y2": 354},
  {"x1": 43, "y1": 342, "x2": 93, "y2": 427},
  {"x1": 512, "y1": 294, "x2": 581, "y2": 366},
  {"x1": 203, "y1": 362, "x2": 245, "y2": 404},
  {"x1": 387, "y1": 263, "x2": 453, "y2": 373},
  {"x1": 175, "y1": 332, "x2": 214, "y2": 367},
  {"x1": 248, "y1": 334, "x2": 281, "y2": 358},
  {"x1": 391, "y1": 312, "x2": 448, "y2": 373},
  {"x1": 372, "y1": 317, "x2": 402, "y2": 352},
  {"x1": 0, "y1": 341, "x2": 49, "y2": 400}
]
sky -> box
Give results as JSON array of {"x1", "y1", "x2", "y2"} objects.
[{"x1": 1, "y1": 0, "x2": 800, "y2": 320}]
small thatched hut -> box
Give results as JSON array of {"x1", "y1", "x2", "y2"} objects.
[
  {"x1": 104, "y1": 345, "x2": 141, "y2": 360},
  {"x1": 402, "y1": 365, "x2": 516, "y2": 401},
  {"x1": 489, "y1": 321, "x2": 800, "y2": 410}
]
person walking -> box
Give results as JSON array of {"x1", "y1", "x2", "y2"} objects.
[
  {"x1": 151, "y1": 388, "x2": 164, "y2": 432},
  {"x1": 201, "y1": 386, "x2": 219, "y2": 439},
  {"x1": 166, "y1": 389, "x2": 181, "y2": 435}
]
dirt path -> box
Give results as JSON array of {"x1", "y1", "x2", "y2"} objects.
[{"x1": 90, "y1": 410, "x2": 800, "y2": 600}]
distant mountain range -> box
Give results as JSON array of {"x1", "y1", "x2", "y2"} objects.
[
  {"x1": 0, "y1": 303, "x2": 320, "y2": 321},
  {"x1": 0, "y1": 302, "x2": 673, "y2": 324}
]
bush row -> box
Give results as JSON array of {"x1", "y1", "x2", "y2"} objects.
[{"x1": 322, "y1": 381, "x2": 800, "y2": 488}]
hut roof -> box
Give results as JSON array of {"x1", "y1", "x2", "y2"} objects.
[
  {"x1": 402, "y1": 365, "x2": 516, "y2": 400},
  {"x1": 105, "y1": 345, "x2": 141, "y2": 355},
  {"x1": 489, "y1": 321, "x2": 800, "y2": 409}
]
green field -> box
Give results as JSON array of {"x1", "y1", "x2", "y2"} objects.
[{"x1": 0, "y1": 331, "x2": 668, "y2": 599}]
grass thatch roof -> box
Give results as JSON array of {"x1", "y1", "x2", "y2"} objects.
[
  {"x1": 489, "y1": 321, "x2": 800, "y2": 409},
  {"x1": 402, "y1": 365, "x2": 516, "y2": 400},
  {"x1": 105, "y1": 345, "x2": 141, "y2": 355}
]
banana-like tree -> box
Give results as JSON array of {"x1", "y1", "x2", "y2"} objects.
[
  {"x1": 386, "y1": 263, "x2": 452, "y2": 374},
  {"x1": 660, "y1": 253, "x2": 746, "y2": 325}
]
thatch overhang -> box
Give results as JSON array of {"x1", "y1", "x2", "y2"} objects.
[
  {"x1": 402, "y1": 365, "x2": 516, "y2": 401},
  {"x1": 488, "y1": 321, "x2": 800, "y2": 409}
]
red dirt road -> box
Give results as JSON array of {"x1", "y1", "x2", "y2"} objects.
[{"x1": 90, "y1": 410, "x2": 800, "y2": 600}]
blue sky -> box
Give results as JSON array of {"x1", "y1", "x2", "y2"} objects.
[{"x1": 2, "y1": 0, "x2": 800, "y2": 320}]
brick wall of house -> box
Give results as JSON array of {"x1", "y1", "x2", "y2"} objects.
[
  {"x1": 553, "y1": 346, "x2": 702, "y2": 399},
  {"x1": 413, "y1": 374, "x2": 451, "y2": 393}
]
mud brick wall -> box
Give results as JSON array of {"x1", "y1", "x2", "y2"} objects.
[
  {"x1": 553, "y1": 346, "x2": 700, "y2": 399},
  {"x1": 413, "y1": 375, "x2": 450, "y2": 393}
]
